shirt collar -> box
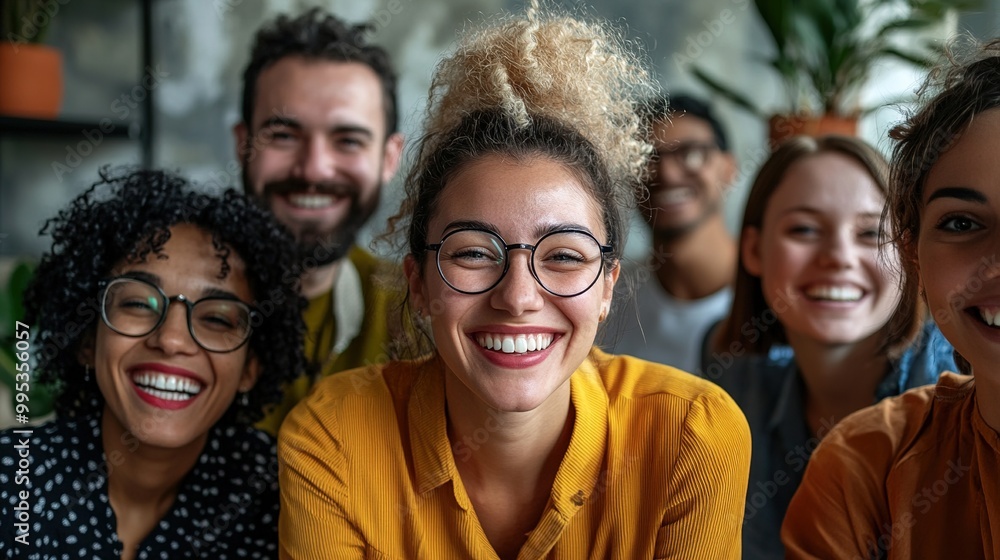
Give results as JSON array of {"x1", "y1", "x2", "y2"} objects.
[
  {"x1": 875, "y1": 359, "x2": 907, "y2": 402},
  {"x1": 330, "y1": 252, "x2": 364, "y2": 355},
  {"x1": 408, "y1": 351, "x2": 610, "y2": 516},
  {"x1": 767, "y1": 350, "x2": 908, "y2": 439}
]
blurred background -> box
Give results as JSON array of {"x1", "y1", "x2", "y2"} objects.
[{"x1": 1, "y1": 0, "x2": 998, "y2": 261}]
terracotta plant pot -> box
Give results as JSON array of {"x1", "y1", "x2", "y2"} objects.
[
  {"x1": 0, "y1": 42, "x2": 63, "y2": 118},
  {"x1": 768, "y1": 113, "x2": 858, "y2": 147}
]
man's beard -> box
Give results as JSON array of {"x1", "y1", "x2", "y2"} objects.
[
  {"x1": 244, "y1": 168, "x2": 381, "y2": 268},
  {"x1": 648, "y1": 192, "x2": 722, "y2": 242}
]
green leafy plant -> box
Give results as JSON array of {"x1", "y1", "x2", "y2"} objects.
[
  {"x1": 693, "y1": 0, "x2": 977, "y2": 118},
  {"x1": 2, "y1": 0, "x2": 56, "y2": 44},
  {"x1": 0, "y1": 260, "x2": 55, "y2": 420}
]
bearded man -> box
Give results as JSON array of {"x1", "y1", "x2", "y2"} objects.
[{"x1": 234, "y1": 9, "x2": 403, "y2": 433}]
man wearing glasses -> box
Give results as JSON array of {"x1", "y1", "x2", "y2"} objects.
[{"x1": 611, "y1": 95, "x2": 737, "y2": 373}]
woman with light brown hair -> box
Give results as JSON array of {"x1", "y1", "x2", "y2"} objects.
[
  {"x1": 782, "y1": 39, "x2": 1000, "y2": 559},
  {"x1": 277, "y1": 2, "x2": 751, "y2": 558},
  {"x1": 705, "y1": 134, "x2": 955, "y2": 560}
]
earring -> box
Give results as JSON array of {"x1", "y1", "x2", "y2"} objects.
[
  {"x1": 239, "y1": 391, "x2": 249, "y2": 407},
  {"x1": 598, "y1": 307, "x2": 608, "y2": 322},
  {"x1": 85, "y1": 365, "x2": 91, "y2": 379}
]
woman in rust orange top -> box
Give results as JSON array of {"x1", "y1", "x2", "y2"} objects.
[
  {"x1": 781, "y1": 39, "x2": 1000, "y2": 559},
  {"x1": 277, "y1": 2, "x2": 751, "y2": 558}
]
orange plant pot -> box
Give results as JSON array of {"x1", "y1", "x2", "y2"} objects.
[
  {"x1": 768, "y1": 113, "x2": 858, "y2": 148},
  {"x1": 0, "y1": 42, "x2": 63, "y2": 118}
]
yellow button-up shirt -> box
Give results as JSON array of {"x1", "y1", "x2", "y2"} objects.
[
  {"x1": 257, "y1": 246, "x2": 401, "y2": 435},
  {"x1": 278, "y1": 349, "x2": 750, "y2": 559}
]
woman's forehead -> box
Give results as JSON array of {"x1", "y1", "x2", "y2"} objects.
[{"x1": 430, "y1": 155, "x2": 605, "y2": 239}]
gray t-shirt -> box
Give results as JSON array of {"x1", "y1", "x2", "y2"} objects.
[{"x1": 605, "y1": 269, "x2": 732, "y2": 373}]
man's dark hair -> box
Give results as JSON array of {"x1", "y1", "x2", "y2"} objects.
[
  {"x1": 240, "y1": 8, "x2": 399, "y2": 136},
  {"x1": 642, "y1": 94, "x2": 729, "y2": 151}
]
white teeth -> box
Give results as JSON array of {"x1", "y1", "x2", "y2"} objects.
[
  {"x1": 655, "y1": 188, "x2": 694, "y2": 206},
  {"x1": 132, "y1": 372, "x2": 202, "y2": 395},
  {"x1": 805, "y1": 285, "x2": 863, "y2": 302},
  {"x1": 142, "y1": 388, "x2": 195, "y2": 401},
  {"x1": 980, "y1": 308, "x2": 1000, "y2": 327},
  {"x1": 288, "y1": 194, "x2": 335, "y2": 209},
  {"x1": 476, "y1": 333, "x2": 553, "y2": 354}
]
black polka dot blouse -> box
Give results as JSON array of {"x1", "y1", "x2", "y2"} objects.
[{"x1": 0, "y1": 414, "x2": 279, "y2": 559}]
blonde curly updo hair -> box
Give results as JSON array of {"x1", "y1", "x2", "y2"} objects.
[{"x1": 387, "y1": 0, "x2": 655, "y2": 268}]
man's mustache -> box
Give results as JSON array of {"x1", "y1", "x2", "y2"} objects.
[{"x1": 261, "y1": 179, "x2": 357, "y2": 199}]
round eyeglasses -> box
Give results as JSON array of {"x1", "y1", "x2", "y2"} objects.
[
  {"x1": 655, "y1": 142, "x2": 718, "y2": 172},
  {"x1": 426, "y1": 228, "x2": 613, "y2": 297},
  {"x1": 99, "y1": 277, "x2": 259, "y2": 353}
]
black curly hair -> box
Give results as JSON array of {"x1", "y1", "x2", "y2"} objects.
[
  {"x1": 240, "y1": 7, "x2": 399, "y2": 136},
  {"x1": 23, "y1": 167, "x2": 306, "y2": 425}
]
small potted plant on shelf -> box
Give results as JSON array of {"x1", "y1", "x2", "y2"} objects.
[
  {"x1": 1, "y1": 0, "x2": 63, "y2": 118},
  {"x1": 692, "y1": 0, "x2": 975, "y2": 145}
]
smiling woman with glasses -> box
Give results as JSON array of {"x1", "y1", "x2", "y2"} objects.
[
  {"x1": 278, "y1": 2, "x2": 751, "y2": 558},
  {"x1": 427, "y1": 227, "x2": 614, "y2": 297},
  {"x1": 99, "y1": 275, "x2": 259, "y2": 352},
  {"x1": 0, "y1": 168, "x2": 305, "y2": 559}
]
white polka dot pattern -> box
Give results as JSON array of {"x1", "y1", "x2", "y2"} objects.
[{"x1": 0, "y1": 415, "x2": 279, "y2": 558}]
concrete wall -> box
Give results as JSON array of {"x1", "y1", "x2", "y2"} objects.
[{"x1": 0, "y1": 0, "x2": 987, "y2": 259}]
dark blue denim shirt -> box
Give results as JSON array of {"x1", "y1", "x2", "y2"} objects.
[{"x1": 701, "y1": 321, "x2": 957, "y2": 560}]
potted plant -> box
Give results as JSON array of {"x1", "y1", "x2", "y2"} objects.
[
  {"x1": 691, "y1": 0, "x2": 975, "y2": 144},
  {"x1": 1, "y1": 0, "x2": 63, "y2": 118}
]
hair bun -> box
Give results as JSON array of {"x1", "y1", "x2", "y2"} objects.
[{"x1": 420, "y1": 0, "x2": 655, "y2": 187}]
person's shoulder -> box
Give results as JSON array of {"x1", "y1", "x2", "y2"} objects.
[
  {"x1": 282, "y1": 358, "x2": 426, "y2": 439},
  {"x1": 705, "y1": 348, "x2": 794, "y2": 397},
  {"x1": 0, "y1": 416, "x2": 99, "y2": 502},
  {"x1": 591, "y1": 348, "x2": 744, "y2": 414},
  {"x1": 202, "y1": 423, "x2": 279, "y2": 484},
  {"x1": 845, "y1": 372, "x2": 968, "y2": 430},
  {"x1": 822, "y1": 373, "x2": 971, "y2": 461},
  {"x1": 215, "y1": 423, "x2": 277, "y2": 458},
  {"x1": 896, "y1": 320, "x2": 958, "y2": 389},
  {"x1": 349, "y1": 245, "x2": 399, "y2": 284},
  {"x1": 0, "y1": 416, "x2": 94, "y2": 460},
  {"x1": 289, "y1": 362, "x2": 390, "y2": 415},
  {"x1": 590, "y1": 348, "x2": 750, "y2": 464}
]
